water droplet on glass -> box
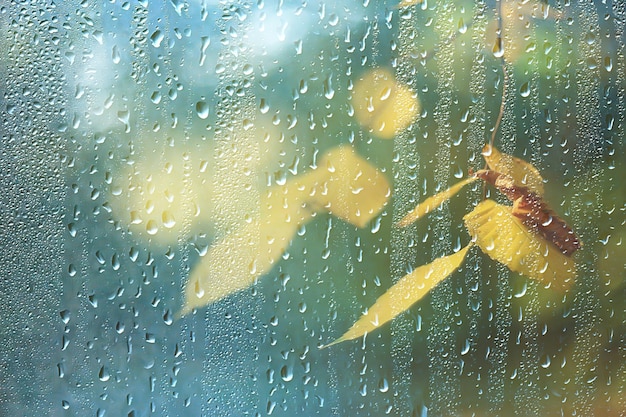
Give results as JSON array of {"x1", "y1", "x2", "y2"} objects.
[
  {"x1": 199, "y1": 36, "x2": 210, "y2": 66},
  {"x1": 461, "y1": 339, "x2": 471, "y2": 355},
  {"x1": 215, "y1": 63, "x2": 226, "y2": 74},
  {"x1": 112, "y1": 45, "x2": 121, "y2": 64},
  {"x1": 163, "y1": 309, "x2": 173, "y2": 325},
  {"x1": 98, "y1": 366, "x2": 110, "y2": 382},
  {"x1": 195, "y1": 101, "x2": 209, "y2": 119},
  {"x1": 519, "y1": 82, "x2": 530, "y2": 98},
  {"x1": 117, "y1": 110, "x2": 131, "y2": 132},
  {"x1": 150, "y1": 91, "x2": 161, "y2": 104},
  {"x1": 60, "y1": 310, "x2": 71, "y2": 324},
  {"x1": 280, "y1": 365, "x2": 293, "y2": 382},
  {"x1": 323, "y1": 74, "x2": 335, "y2": 99},
  {"x1": 115, "y1": 321, "x2": 125, "y2": 334},
  {"x1": 88, "y1": 294, "x2": 98, "y2": 308},
  {"x1": 150, "y1": 30, "x2": 164, "y2": 47},
  {"x1": 267, "y1": 400, "x2": 276, "y2": 414},
  {"x1": 146, "y1": 220, "x2": 158, "y2": 235},
  {"x1": 453, "y1": 164, "x2": 463, "y2": 178},
  {"x1": 514, "y1": 282, "x2": 527, "y2": 298},
  {"x1": 492, "y1": 36, "x2": 504, "y2": 58},
  {"x1": 380, "y1": 86, "x2": 392, "y2": 101},
  {"x1": 378, "y1": 377, "x2": 389, "y2": 392},
  {"x1": 194, "y1": 280, "x2": 205, "y2": 298},
  {"x1": 458, "y1": 17, "x2": 467, "y2": 34},
  {"x1": 370, "y1": 216, "x2": 382, "y2": 233},
  {"x1": 111, "y1": 253, "x2": 120, "y2": 270},
  {"x1": 68, "y1": 222, "x2": 77, "y2": 237}
]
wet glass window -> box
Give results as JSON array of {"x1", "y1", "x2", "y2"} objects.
[{"x1": 1, "y1": 1, "x2": 624, "y2": 415}]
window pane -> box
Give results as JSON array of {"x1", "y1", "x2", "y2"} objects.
[{"x1": 1, "y1": 1, "x2": 623, "y2": 416}]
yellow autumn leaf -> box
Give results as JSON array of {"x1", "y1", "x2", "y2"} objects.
[
  {"x1": 180, "y1": 145, "x2": 390, "y2": 315},
  {"x1": 482, "y1": 144, "x2": 544, "y2": 195},
  {"x1": 323, "y1": 244, "x2": 472, "y2": 347},
  {"x1": 315, "y1": 146, "x2": 391, "y2": 228},
  {"x1": 463, "y1": 199, "x2": 576, "y2": 290},
  {"x1": 180, "y1": 199, "x2": 312, "y2": 316},
  {"x1": 397, "y1": 176, "x2": 477, "y2": 227},
  {"x1": 352, "y1": 68, "x2": 420, "y2": 139}
]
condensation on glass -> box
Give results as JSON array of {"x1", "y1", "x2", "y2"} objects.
[{"x1": 0, "y1": 1, "x2": 623, "y2": 416}]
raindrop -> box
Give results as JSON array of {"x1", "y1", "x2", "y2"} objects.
[
  {"x1": 112, "y1": 45, "x2": 121, "y2": 64},
  {"x1": 460, "y1": 108, "x2": 469, "y2": 123},
  {"x1": 458, "y1": 17, "x2": 467, "y2": 34},
  {"x1": 587, "y1": 57, "x2": 598, "y2": 70},
  {"x1": 604, "y1": 56, "x2": 613, "y2": 72},
  {"x1": 323, "y1": 73, "x2": 335, "y2": 99},
  {"x1": 163, "y1": 309, "x2": 173, "y2": 325},
  {"x1": 299, "y1": 79, "x2": 308, "y2": 94},
  {"x1": 129, "y1": 247, "x2": 139, "y2": 262},
  {"x1": 57, "y1": 362, "x2": 65, "y2": 378},
  {"x1": 194, "y1": 280, "x2": 205, "y2": 298},
  {"x1": 378, "y1": 377, "x2": 389, "y2": 392},
  {"x1": 60, "y1": 310, "x2": 71, "y2": 324},
  {"x1": 514, "y1": 282, "x2": 527, "y2": 298},
  {"x1": 453, "y1": 164, "x2": 463, "y2": 178},
  {"x1": 274, "y1": 170, "x2": 287, "y2": 186},
  {"x1": 380, "y1": 86, "x2": 392, "y2": 101},
  {"x1": 150, "y1": 91, "x2": 161, "y2": 104},
  {"x1": 370, "y1": 216, "x2": 382, "y2": 233},
  {"x1": 267, "y1": 400, "x2": 276, "y2": 415},
  {"x1": 115, "y1": 321, "x2": 125, "y2": 334},
  {"x1": 540, "y1": 354, "x2": 551, "y2": 368},
  {"x1": 88, "y1": 294, "x2": 98, "y2": 308},
  {"x1": 150, "y1": 30, "x2": 164, "y2": 47},
  {"x1": 117, "y1": 111, "x2": 130, "y2": 132},
  {"x1": 461, "y1": 339, "x2": 471, "y2": 355},
  {"x1": 146, "y1": 220, "x2": 158, "y2": 235},
  {"x1": 199, "y1": 36, "x2": 210, "y2": 66},
  {"x1": 519, "y1": 82, "x2": 530, "y2": 98},
  {"x1": 195, "y1": 101, "x2": 209, "y2": 119},
  {"x1": 98, "y1": 366, "x2": 110, "y2": 382},
  {"x1": 492, "y1": 36, "x2": 504, "y2": 58},
  {"x1": 280, "y1": 365, "x2": 293, "y2": 382},
  {"x1": 111, "y1": 253, "x2": 120, "y2": 270}
]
